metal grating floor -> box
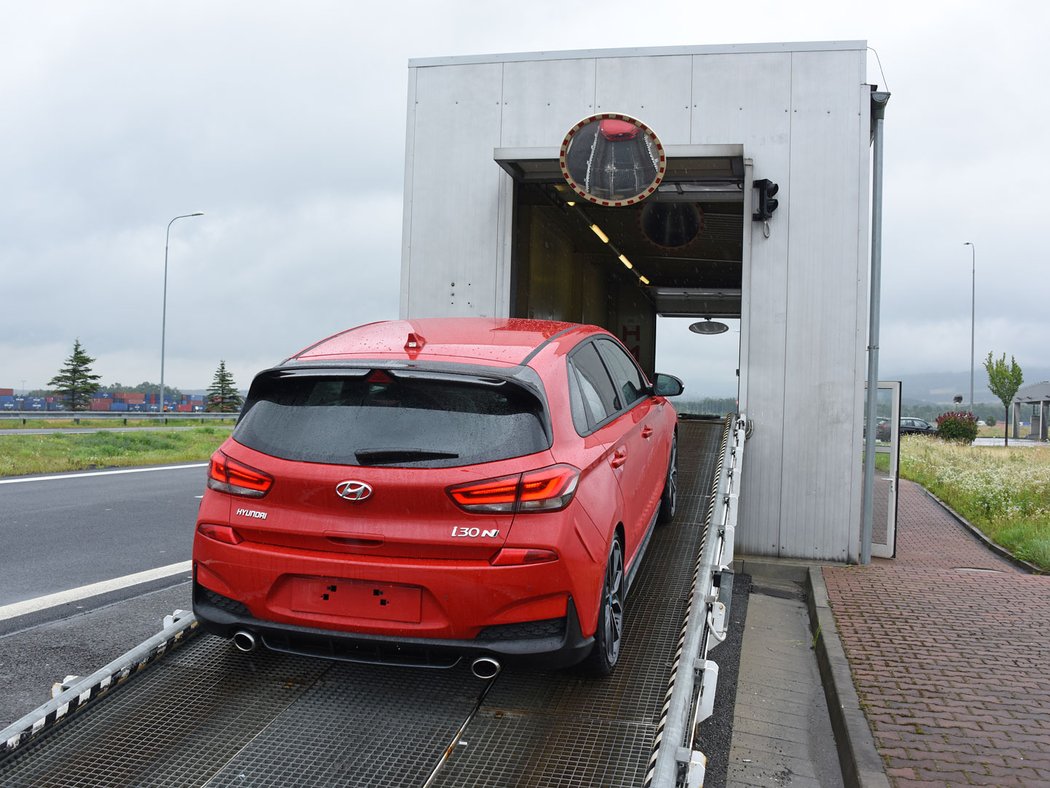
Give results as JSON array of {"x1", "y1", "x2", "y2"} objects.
[
  {"x1": 430, "y1": 419, "x2": 721, "y2": 787},
  {"x1": 0, "y1": 419, "x2": 723, "y2": 787}
]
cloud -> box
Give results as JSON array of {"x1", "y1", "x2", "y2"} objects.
[{"x1": 2, "y1": 1, "x2": 1049, "y2": 394}]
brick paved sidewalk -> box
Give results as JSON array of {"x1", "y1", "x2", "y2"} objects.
[{"x1": 823, "y1": 480, "x2": 1050, "y2": 787}]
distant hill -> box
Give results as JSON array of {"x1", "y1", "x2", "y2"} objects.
[{"x1": 883, "y1": 367, "x2": 1050, "y2": 406}]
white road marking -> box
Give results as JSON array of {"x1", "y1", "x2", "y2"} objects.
[
  {"x1": 0, "y1": 561, "x2": 193, "y2": 621},
  {"x1": 0, "y1": 464, "x2": 208, "y2": 485}
]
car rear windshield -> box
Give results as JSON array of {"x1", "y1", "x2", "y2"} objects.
[{"x1": 233, "y1": 371, "x2": 550, "y2": 468}]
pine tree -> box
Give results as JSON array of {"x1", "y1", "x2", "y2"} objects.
[
  {"x1": 206, "y1": 360, "x2": 243, "y2": 412},
  {"x1": 49, "y1": 339, "x2": 102, "y2": 411}
]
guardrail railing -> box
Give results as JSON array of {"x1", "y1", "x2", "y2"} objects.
[
  {"x1": 649, "y1": 413, "x2": 748, "y2": 788},
  {"x1": 0, "y1": 412, "x2": 237, "y2": 426}
]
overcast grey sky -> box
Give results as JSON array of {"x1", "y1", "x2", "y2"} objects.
[{"x1": 2, "y1": 1, "x2": 1046, "y2": 399}]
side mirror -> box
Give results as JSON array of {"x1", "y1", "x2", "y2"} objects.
[{"x1": 653, "y1": 373, "x2": 684, "y2": 397}]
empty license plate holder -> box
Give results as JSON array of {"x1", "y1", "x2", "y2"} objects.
[{"x1": 291, "y1": 577, "x2": 422, "y2": 623}]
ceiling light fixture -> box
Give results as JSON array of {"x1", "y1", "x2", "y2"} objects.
[
  {"x1": 689, "y1": 318, "x2": 729, "y2": 335},
  {"x1": 560, "y1": 195, "x2": 653, "y2": 291},
  {"x1": 590, "y1": 224, "x2": 609, "y2": 243}
]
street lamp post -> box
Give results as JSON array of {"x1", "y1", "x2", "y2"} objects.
[
  {"x1": 964, "y1": 242, "x2": 975, "y2": 413},
  {"x1": 160, "y1": 212, "x2": 204, "y2": 414}
]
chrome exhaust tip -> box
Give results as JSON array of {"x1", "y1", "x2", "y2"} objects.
[
  {"x1": 232, "y1": 630, "x2": 257, "y2": 653},
  {"x1": 471, "y1": 656, "x2": 501, "y2": 680}
]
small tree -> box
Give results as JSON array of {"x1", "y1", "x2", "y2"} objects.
[
  {"x1": 206, "y1": 360, "x2": 243, "y2": 412},
  {"x1": 48, "y1": 339, "x2": 102, "y2": 411},
  {"x1": 984, "y1": 352, "x2": 1023, "y2": 446}
]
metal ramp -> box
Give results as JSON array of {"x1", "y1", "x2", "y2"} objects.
[{"x1": 0, "y1": 419, "x2": 730, "y2": 788}]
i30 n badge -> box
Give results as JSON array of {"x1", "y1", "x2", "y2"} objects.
[
  {"x1": 335, "y1": 480, "x2": 373, "y2": 502},
  {"x1": 191, "y1": 318, "x2": 684, "y2": 677}
]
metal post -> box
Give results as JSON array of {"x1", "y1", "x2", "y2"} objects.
[
  {"x1": 160, "y1": 213, "x2": 203, "y2": 414},
  {"x1": 964, "y1": 242, "x2": 975, "y2": 412},
  {"x1": 861, "y1": 91, "x2": 890, "y2": 565}
]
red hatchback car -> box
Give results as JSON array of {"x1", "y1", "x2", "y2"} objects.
[{"x1": 193, "y1": 318, "x2": 683, "y2": 676}]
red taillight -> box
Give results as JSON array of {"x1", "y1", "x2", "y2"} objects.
[
  {"x1": 448, "y1": 473, "x2": 521, "y2": 513},
  {"x1": 447, "y1": 464, "x2": 580, "y2": 514},
  {"x1": 517, "y1": 467, "x2": 580, "y2": 511},
  {"x1": 197, "y1": 523, "x2": 243, "y2": 545},
  {"x1": 207, "y1": 451, "x2": 273, "y2": 498}
]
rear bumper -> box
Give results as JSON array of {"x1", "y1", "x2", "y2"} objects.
[{"x1": 193, "y1": 580, "x2": 594, "y2": 670}]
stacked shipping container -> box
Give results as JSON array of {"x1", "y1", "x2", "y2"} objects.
[{"x1": 1, "y1": 388, "x2": 214, "y2": 412}]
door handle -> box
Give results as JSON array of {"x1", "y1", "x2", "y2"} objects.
[
  {"x1": 610, "y1": 448, "x2": 628, "y2": 468},
  {"x1": 641, "y1": 426, "x2": 654, "y2": 439}
]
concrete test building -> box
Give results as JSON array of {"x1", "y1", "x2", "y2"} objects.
[{"x1": 399, "y1": 41, "x2": 885, "y2": 563}]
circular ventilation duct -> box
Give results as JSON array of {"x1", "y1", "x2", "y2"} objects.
[{"x1": 640, "y1": 202, "x2": 704, "y2": 248}]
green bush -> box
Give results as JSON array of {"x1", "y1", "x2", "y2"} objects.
[
  {"x1": 936, "y1": 411, "x2": 978, "y2": 443},
  {"x1": 987, "y1": 416, "x2": 997, "y2": 427}
]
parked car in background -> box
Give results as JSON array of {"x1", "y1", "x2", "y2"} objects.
[
  {"x1": 890, "y1": 420, "x2": 940, "y2": 439},
  {"x1": 193, "y1": 318, "x2": 684, "y2": 677},
  {"x1": 873, "y1": 416, "x2": 890, "y2": 441},
  {"x1": 876, "y1": 416, "x2": 938, "y2": 441},
  {"x1": 899, "y1": 417, "x2": 938, "y2": 436}
]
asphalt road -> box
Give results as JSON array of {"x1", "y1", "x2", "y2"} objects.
[
  {"x1": 0, "y1": 464, "x2": 206, "y2": 606},
  {"x1": 0, "y1": 465, "x2": 205, "y2": 725},
  {"x1": 0, "y1": 582, "x2": 192, "y2": 727}
]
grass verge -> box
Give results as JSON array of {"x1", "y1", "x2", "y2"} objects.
[
  {"x1": 898, "y1": 435, "x2": 1050, "y2": 571},
  {"x1": 0, "y1": 427, "x2": 233, "y2": 477}
]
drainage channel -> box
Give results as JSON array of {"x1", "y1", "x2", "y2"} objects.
[{"x1": 0, "y1": 419, "x2": 723, "y2": 787}]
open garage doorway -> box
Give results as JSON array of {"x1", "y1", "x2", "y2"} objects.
[
  {"x1": 498, "y1": 148, "x2": 747, "y2": 408},
  {"x1": 657, "y1": 316, "x2": 741, "y2": 416}
]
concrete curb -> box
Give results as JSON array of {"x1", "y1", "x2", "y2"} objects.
[
  {"x1": 806, "y1": 567, "x2": 890, "y2": 788},
  {"x1": 921, "y1": 487, "x2": 1044, "y2": 575}
]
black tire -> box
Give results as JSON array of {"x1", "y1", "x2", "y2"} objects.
[
  {"x1": 584, "y1": 535, "x2": 625, "y2": 676},
  {"x1": 656, "y1": 434, "x2": 678, "y2": 525}
]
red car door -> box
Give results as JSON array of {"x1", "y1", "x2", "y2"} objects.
[
  {"x1": 566, "y1": 340, "x2": 661, "y2": 568},
  {"x1": 594, "y1": 339, "x2": 665, "y2": 563}
]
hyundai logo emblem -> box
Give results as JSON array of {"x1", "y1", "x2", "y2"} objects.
[{"x1": 335, "y1": 480, "x2": 373, "y2": 502}]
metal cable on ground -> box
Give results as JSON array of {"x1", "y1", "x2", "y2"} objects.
[{"x1": 420, "y1": 671, "x2": 501, "y2": 788}]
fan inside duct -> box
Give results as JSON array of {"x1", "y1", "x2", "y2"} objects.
[{"x1": 640, "y1": 202, "x2": 703, "y2": 248}]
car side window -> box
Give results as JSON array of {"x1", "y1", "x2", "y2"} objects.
[
  {"x1": 568, "y1": 342, "x2": 620, "y2": 431},
  {"x1": 566, "y1": 361, "x2": 591, "y2": 431},
  {"x1": 595, "y1": 339, "x2": 648, "y2": 409}
]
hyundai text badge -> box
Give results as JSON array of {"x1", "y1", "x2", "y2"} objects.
[{"x1": 336, "y1": 480, "x2": 373, "y2": 502}]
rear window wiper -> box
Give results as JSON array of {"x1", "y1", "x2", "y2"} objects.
[{"x1": 354, "y1": 448, "x2": 461, "y2": 465}]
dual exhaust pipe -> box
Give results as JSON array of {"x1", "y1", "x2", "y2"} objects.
[
  {"x1": 470, "y1": 656, "x2": 501, "y2": 680},
  {"x1": 233, "y1": 630, "x2": 257, "y2": 653},
  {"x1": 233, "y1": 628, "x2": 501, "y2": 680}
]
